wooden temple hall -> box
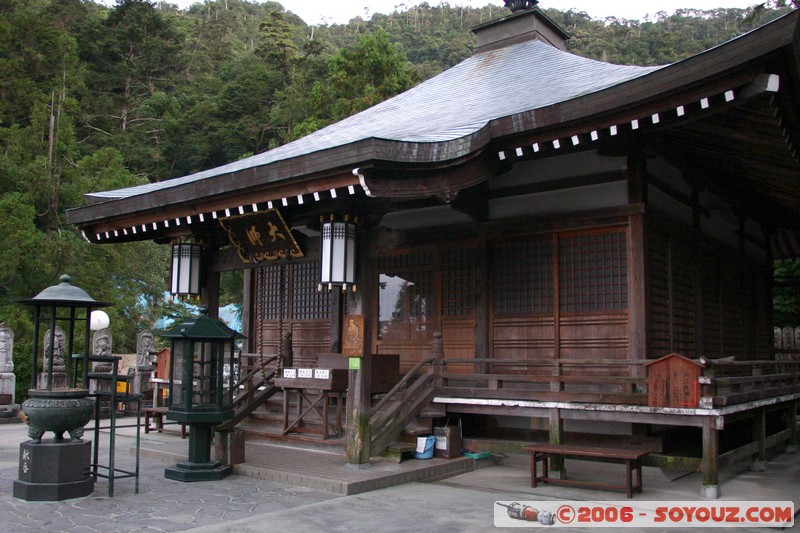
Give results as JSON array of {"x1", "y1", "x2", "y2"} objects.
[{"x1": 66, "y1": 2, "x2": 800, "y2": 497}]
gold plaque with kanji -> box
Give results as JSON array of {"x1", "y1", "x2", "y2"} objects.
[{"x1": 219, "y1": 209, "x2": 303, "y2": 263}]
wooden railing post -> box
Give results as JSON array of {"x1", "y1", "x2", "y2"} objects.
[
  {"x1": 550, "y1": 361, "x2": 563, "y2": 393},
  {"x1": 431, "y1": 332, "x2": 444, "y2": 388},
  {"x1": 699, "y1": 365, "x2": 717, "y2": 409},
  {"x1": 279, "y1": 331, "x2": 293, "y2": 370}
]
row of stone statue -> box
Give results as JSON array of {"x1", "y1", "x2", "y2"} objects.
[
  {"x1": 90, "y1": 327, "x2": 158, "y2": 369},
  {"x1": 0, "y1": 323, "x2": 159, "y2": 405},
  {"x1": 774, "y1": 326, "x2": 800, "y2": 350},
  {"x1": 774, "y1": 326, "x2": 800, "y2": 361}
]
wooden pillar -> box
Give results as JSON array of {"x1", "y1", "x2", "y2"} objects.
[
  {"x1": 432, "y1": 331, "x2": 444, "y2": 388},
  {"x1": 691, "y1": 187, "x2": 705, "y2": 359},
  {"x1": 242, "y1": 268, "x2": 252, "y2": 348},
  {"x1": 627, "y1": 153, "x2": 647, "y2": 389},
  {"x1": 346, "y1": 226, "x2": 375, "y2": 467},
  {"x1": 475, "y1": 232, "x2": 489, "y2": 374},
  {"x1": 329, "y1": 290, "x2": 343, "y2": 353},
  {"x1": 626, "y1": 154, "x2": 648, "y2": 436},
  {"x1": 701, "y1": 417, "x2": 721, "y2": 499},
  {"x1": 786, "y1": 401, "x2": 798, "y2": 453},
  {"x1": 202, "y1": 268, "x2": 220, "y2": 318},
  {"x1": 280, "y1": 331, "x2": 293, "y2": 369},
  {"x1": 737, "y1": 217, "x2": 749, "y2": 359},
  {"x1": 548, "y1": 408, "x2": 565, "y2": 476},
  {"x1": 751, "y1": 407, "x2": 767, "y2": 471},
  {"x1": 627, "y1": 214, "x2": 647, "y2": 384}
]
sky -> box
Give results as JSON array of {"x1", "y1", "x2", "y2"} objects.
[{"x1": 141, "y1": 1, "x2": 764, "y2": 25}]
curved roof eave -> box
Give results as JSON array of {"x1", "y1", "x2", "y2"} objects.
[
  {"x1": 67, "y1": 10, "x2": 800, "y2": 227},
  {"x1": 78, "y1": 40, "x2": 660, "y2": 202}
]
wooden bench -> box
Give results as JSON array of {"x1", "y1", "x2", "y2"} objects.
[
  {"x1": 143, "y1": 407, "x2": 187, "y2": 439},
  {"x1": 522, "y1": 443, "x2": 649, "y2": 498}
]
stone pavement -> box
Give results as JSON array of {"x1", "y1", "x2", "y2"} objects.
[{"x1": 0, "y1": 420, "x2": 798, "y2": 532}]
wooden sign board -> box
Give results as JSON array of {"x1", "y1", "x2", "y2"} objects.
[
  {"x1": 219, "y1": 209, "x2": 303, "y2": 264},
  {"x1": 645, "y1": 353, "x2": 703, "y2": 408}
]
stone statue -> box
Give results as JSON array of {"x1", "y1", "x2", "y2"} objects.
[
  {"x1": 91, "y1": 328, "x2": 114, "y2": 374},
  {"x1": 93, "y1": 328, "x2": 112, "y2": 356},
  {"x1": 136, "y1": 330, "x2": 156, "y2": 369},
  {"x1": 37, "y1": 326, "x2": 67, "y2": 389},
  {"x1": 0, "y1": 324, "x2": 16, "y2": 406},
  {"x1": 0, "y1": 324, "x2": 13, "y2": 374},
  {"x1": 43, "y1": 326, "x2": 66, "y2": 371}
]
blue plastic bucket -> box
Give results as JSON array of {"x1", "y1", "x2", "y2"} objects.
[{"x1": 414, "y1": 435, "x2": 435, "y2": 459}]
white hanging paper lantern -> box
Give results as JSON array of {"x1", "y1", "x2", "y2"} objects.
[
  {"x1": 170, "y1": 242, "x2": 201, "y2": 297},
  {"x1": 319, "y1": 216, "x2": 357, "y2": 291}
]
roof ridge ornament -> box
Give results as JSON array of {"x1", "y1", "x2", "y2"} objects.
[{"x1": 504, "y1": 0, "x2": 539, "y2": 13}]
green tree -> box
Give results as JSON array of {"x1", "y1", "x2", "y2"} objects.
[
  {"x1": 78, "y1": 0, "x2": 185, "y2": 181},
  {"x1": 0, "y1": 0, "x2": 179, "y2": 400},
  {"x1": 325, "y1": 29, "x2": 415, "y2": 120}
]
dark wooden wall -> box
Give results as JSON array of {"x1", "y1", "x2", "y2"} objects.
[
  {"x1": 251, "y1": 261, "x2": 331, "y2": 367},
  {"x1": 646, "y1": 217, "x2": 772, "y2": 361},
  {"x1": 375, "y1": 225, "x2": 631, "y2": 373}
]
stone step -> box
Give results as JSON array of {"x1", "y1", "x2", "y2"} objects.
[{"x1": 381, "y1": 442, "x2": 416, "y2": 463}]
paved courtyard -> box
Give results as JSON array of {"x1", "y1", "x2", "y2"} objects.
[{"x1": 0, "y1": 420, "x2": 798, "y2": 532}]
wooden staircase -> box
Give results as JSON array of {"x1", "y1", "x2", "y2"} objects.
[
  {"x1": 223, "y1": 335, "x2": 447, "y2": 457},
  {"x1": 223, "y1": 362, "x2": 444, "y2": 453},
  {"x1": 369, "y1": 358, "x2": 438, "y2": 456},
  {"x1": 216, "y1": 353, "x2": 280, "y2": 432}
]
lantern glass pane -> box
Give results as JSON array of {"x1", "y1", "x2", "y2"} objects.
[
  {"x1": 345, "y1": 224, "x2": 356, "y2": 284},
  {"x1": 171, "y1": 340, "x2": 189, "y2": 407},
  {"x1": 320, "y1": 223, "x2": 332, "y2": 283},
  {"x1": 189, "y1": 247, "x2": 201, "y2": 294},
  {"x1": 170, "y1": 246, "x2": 181, "y2": 294},
  {"x1": 331, "y1": 223, "x2": 347, "y2": 283},
  {"x1": 222, "y1": 342, "x2": 235, "y2": 409},
  {"x1": 193, "y1": 341, "x2": 214, "y2": 407}
]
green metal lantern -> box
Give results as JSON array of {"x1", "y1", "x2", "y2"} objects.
[{"x1": 161, "y1": 308, "x2": 243, "y2": 482}]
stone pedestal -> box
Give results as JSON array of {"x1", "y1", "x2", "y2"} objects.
[
  {"x1": 165, "y1": 460, "x2": 232, "y2": 482},
  {"x1": 36, "y1": 371, "x2": 67, "y2": 390},
  {"x1": 166, "y1": 423, "x2": 232, "y2": 481},
  {"x1": 215, "y1": 429, "x2": 245, "y2": 465},
  {"x1": 701, "y1": 484, "x2": 720, "y2": 499},
  {"x1": 134, "y1": 367, "x2": 154, "y2": 397},
  {"x1": 13, "y1": 439, "x2": 94, "y2": 501},
  {"x1": 0, "y1": 373, "x2": 16, "y2": 405}
]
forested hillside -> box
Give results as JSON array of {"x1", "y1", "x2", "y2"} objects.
[{"x1": 0, "y1": 0, "x2": 793, "y2": 397}]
